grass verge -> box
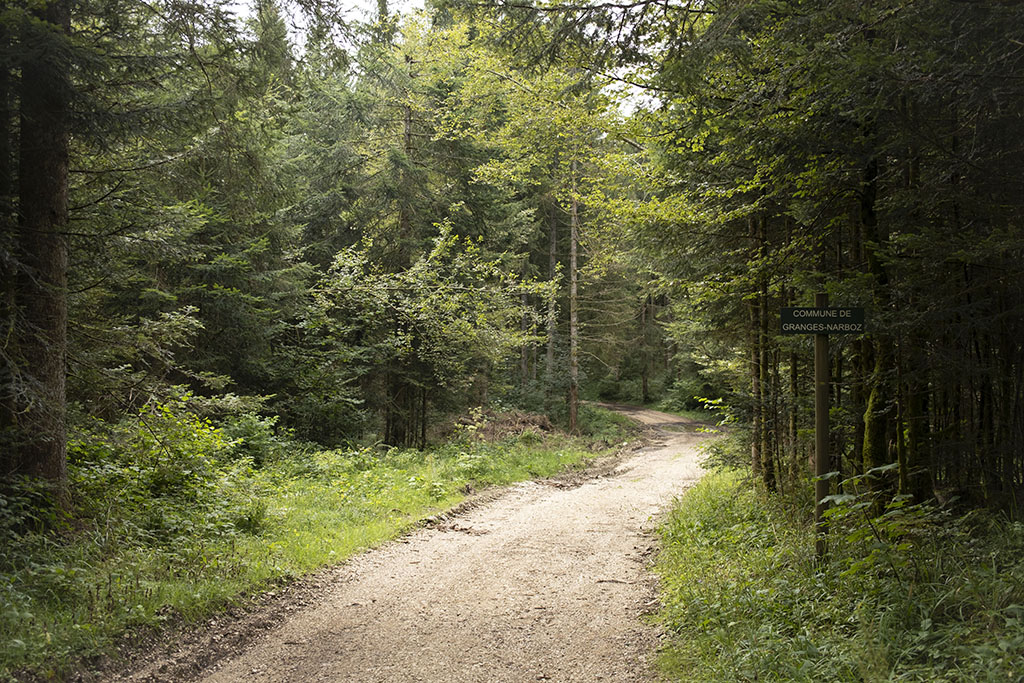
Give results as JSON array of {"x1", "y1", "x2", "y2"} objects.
[
  {"x1": 655, "y1": 469, "x2": 1024, "y2": 682},
  {"x1": 0, "y1": 405, "x2": 632, "y2": 680}
]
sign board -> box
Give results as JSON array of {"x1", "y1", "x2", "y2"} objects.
[{"x1": 780, "y1": 307, "x2": 865, "y2": 335}]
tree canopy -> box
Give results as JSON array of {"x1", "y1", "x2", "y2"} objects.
[{"x1": 1, "y1": 0, "x2": 1022, "y2": 527}]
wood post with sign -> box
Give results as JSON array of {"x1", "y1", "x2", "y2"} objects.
[{"x1": 781, "y1": 296, "x2": 865, "y2": 559}]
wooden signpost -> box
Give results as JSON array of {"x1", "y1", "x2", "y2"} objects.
[{"x1": 781, "y1": 293, "x2": 865, "y2": 558}]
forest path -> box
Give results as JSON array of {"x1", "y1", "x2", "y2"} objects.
[{"x1": 122, "y1": 406, "x2": 706, "y2": 683}]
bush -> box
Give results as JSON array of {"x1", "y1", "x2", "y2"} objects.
[
  {"x1": 220, "y1": 412, "x2": 292, "y2": 466},
  {"x1": 68, "y1": 399, "x2": 264, "y2": 545}
]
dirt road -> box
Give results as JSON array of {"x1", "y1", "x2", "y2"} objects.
[{"x1": 121, "y1": 406, "x2": 706, "y2": 682}]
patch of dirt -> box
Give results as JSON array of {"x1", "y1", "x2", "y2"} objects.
[{"x1": 104, "y1": 406, "x2": 706, "y2": 683}]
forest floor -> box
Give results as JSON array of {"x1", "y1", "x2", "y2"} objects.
[{"x1": 112, "y1": 405, "x2": 707, "y2": 683}]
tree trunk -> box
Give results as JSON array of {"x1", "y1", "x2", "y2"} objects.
[
  {"x1": 394, "y1": 54, "x2": 414, "y2": 271},
  {"x1": 748, "y1": 217, "x2": 762, "y2": 479},
  {"x1": 640, "y1": 295, "x2": 651, "y2": 404},
  {"x1": 6, "y1": 1, "x2": 71, "y2": 506},
  {"x1": 789, "y1": 350, "x2": 800, "y2": 483},
  {"x1": 859, "y1": 152, "x2": 896, "y2": 504},
  {"x1": 420, "y1": 385, "x2": 427, "y2": 450},
  {"x1": 567, "y1": 189, "x2": 580, "y2": 434},
  {"x1": 520, "y1": 287, "x2": 530, "y2": 388},
  {"x1": 0, "y1": 23, "x2": 10, "y2": 218},
  {"x1": 545, "y1": 201, "x2": 557, "y2": 391},
  {"x1": 757, "y1": 216, "x2": 775, "y2": 492},
  {"x1": 759, "y1": 286, "x2": 774, "y2": 491},
  {"x1": 749, "y1": 299, "x2": 762, "y2": 479},
  {"x1": 862, "y1": 340, "x2": 893, "y2": 490},
  {"x1": 0, "y1": 22, "x2": 15, "y2": 457}
]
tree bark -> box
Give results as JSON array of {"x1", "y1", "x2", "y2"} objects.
[
  {"x1": 640, "y1": 295, "x2": 651, "y2": 404},
  {"x1": 0, "y1": 21, "x2": 15, "y2": 455},
  {"x1": 545, "y1": 201, "x2": 557, "y2": 391},
  {"x1": 6, "y1": 0, "x2": 71, "y2": 506},
  {"x1": 859, "y1": 152, "x2": 896, "y2": 503},
  {"x1": 420, "y1": 385, "x2": 427, "y2": 450},
  {"x1": 567, "y1": 188, "x2": 580, "y2": 434},
  {"x1": 393, "y1": 53, "x2": 415, "y2": 271},
  {"x1": 0, "y1": 23, "x2": 10, "y2": 215},
  {"x1": 748, "y1": 216, "x2": 762, "y2": 479},
  {"x1": 788, "y1": 350, "x2": 799, "y2": 482},
  {"x1": 520, "y1": 289, "x2": 529, "y2": 389},
  {"x1": 749, "y1": 299, "x2": 762, "y2": 479},
  {"x1": 757, "y1": 215, "x2": 775, "y2": 492}
]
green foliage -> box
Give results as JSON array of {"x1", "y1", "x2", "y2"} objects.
[
  {"x1": 659, "y1": 375, "x2": 727, "y2": 414},
  {"x1": 625, "y1": 0, "x2": 1024, "y2": 508},
  {"x1": 68, "y1": 399, "x2": 263, "y2": 545},
  {"x1": 656, "y1": 471, "x2": 1024, "y2": 682},
  {"x1": 220, "y1": 412, "x2": 293, "y2": 467},
  {"x1": 575, "y1": 403, "x2": 639, "y2": 442},
  {"x1": 667, "y1": 397, "x2": 745, "y2": 471},
  {"x1": 0, "y1": 478, "x2": 64, "y2": 538},
  {"x1": 305, "y1": 226, "x2": 542, "y2": 444},
  {"x1": 696, "y1": 431, "x2": 749, "y2": 473}
]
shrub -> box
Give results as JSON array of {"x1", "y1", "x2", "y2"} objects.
[
  {"x1": 220, "y1": 412, "x2": 291, "y2": 466},
  {"x1": 68, "y1": 399, "x2": 263, "y2": 545}
]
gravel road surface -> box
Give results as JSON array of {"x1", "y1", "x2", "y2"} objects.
[{"x1": 119, "y1": 405, "x2": 706, "y2": 683}]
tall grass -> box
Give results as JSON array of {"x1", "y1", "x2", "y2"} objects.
[{"x1": 655, "y1": 469, "x2": 1024, "y2": 682}]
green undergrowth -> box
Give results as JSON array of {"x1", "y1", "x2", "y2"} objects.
[
  {"x1": 656, "y1": 469, "x2": 1024, "y2": 682},
  {"x1": 0, "y1": 402, "x2": 629, "y2": 680}
]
